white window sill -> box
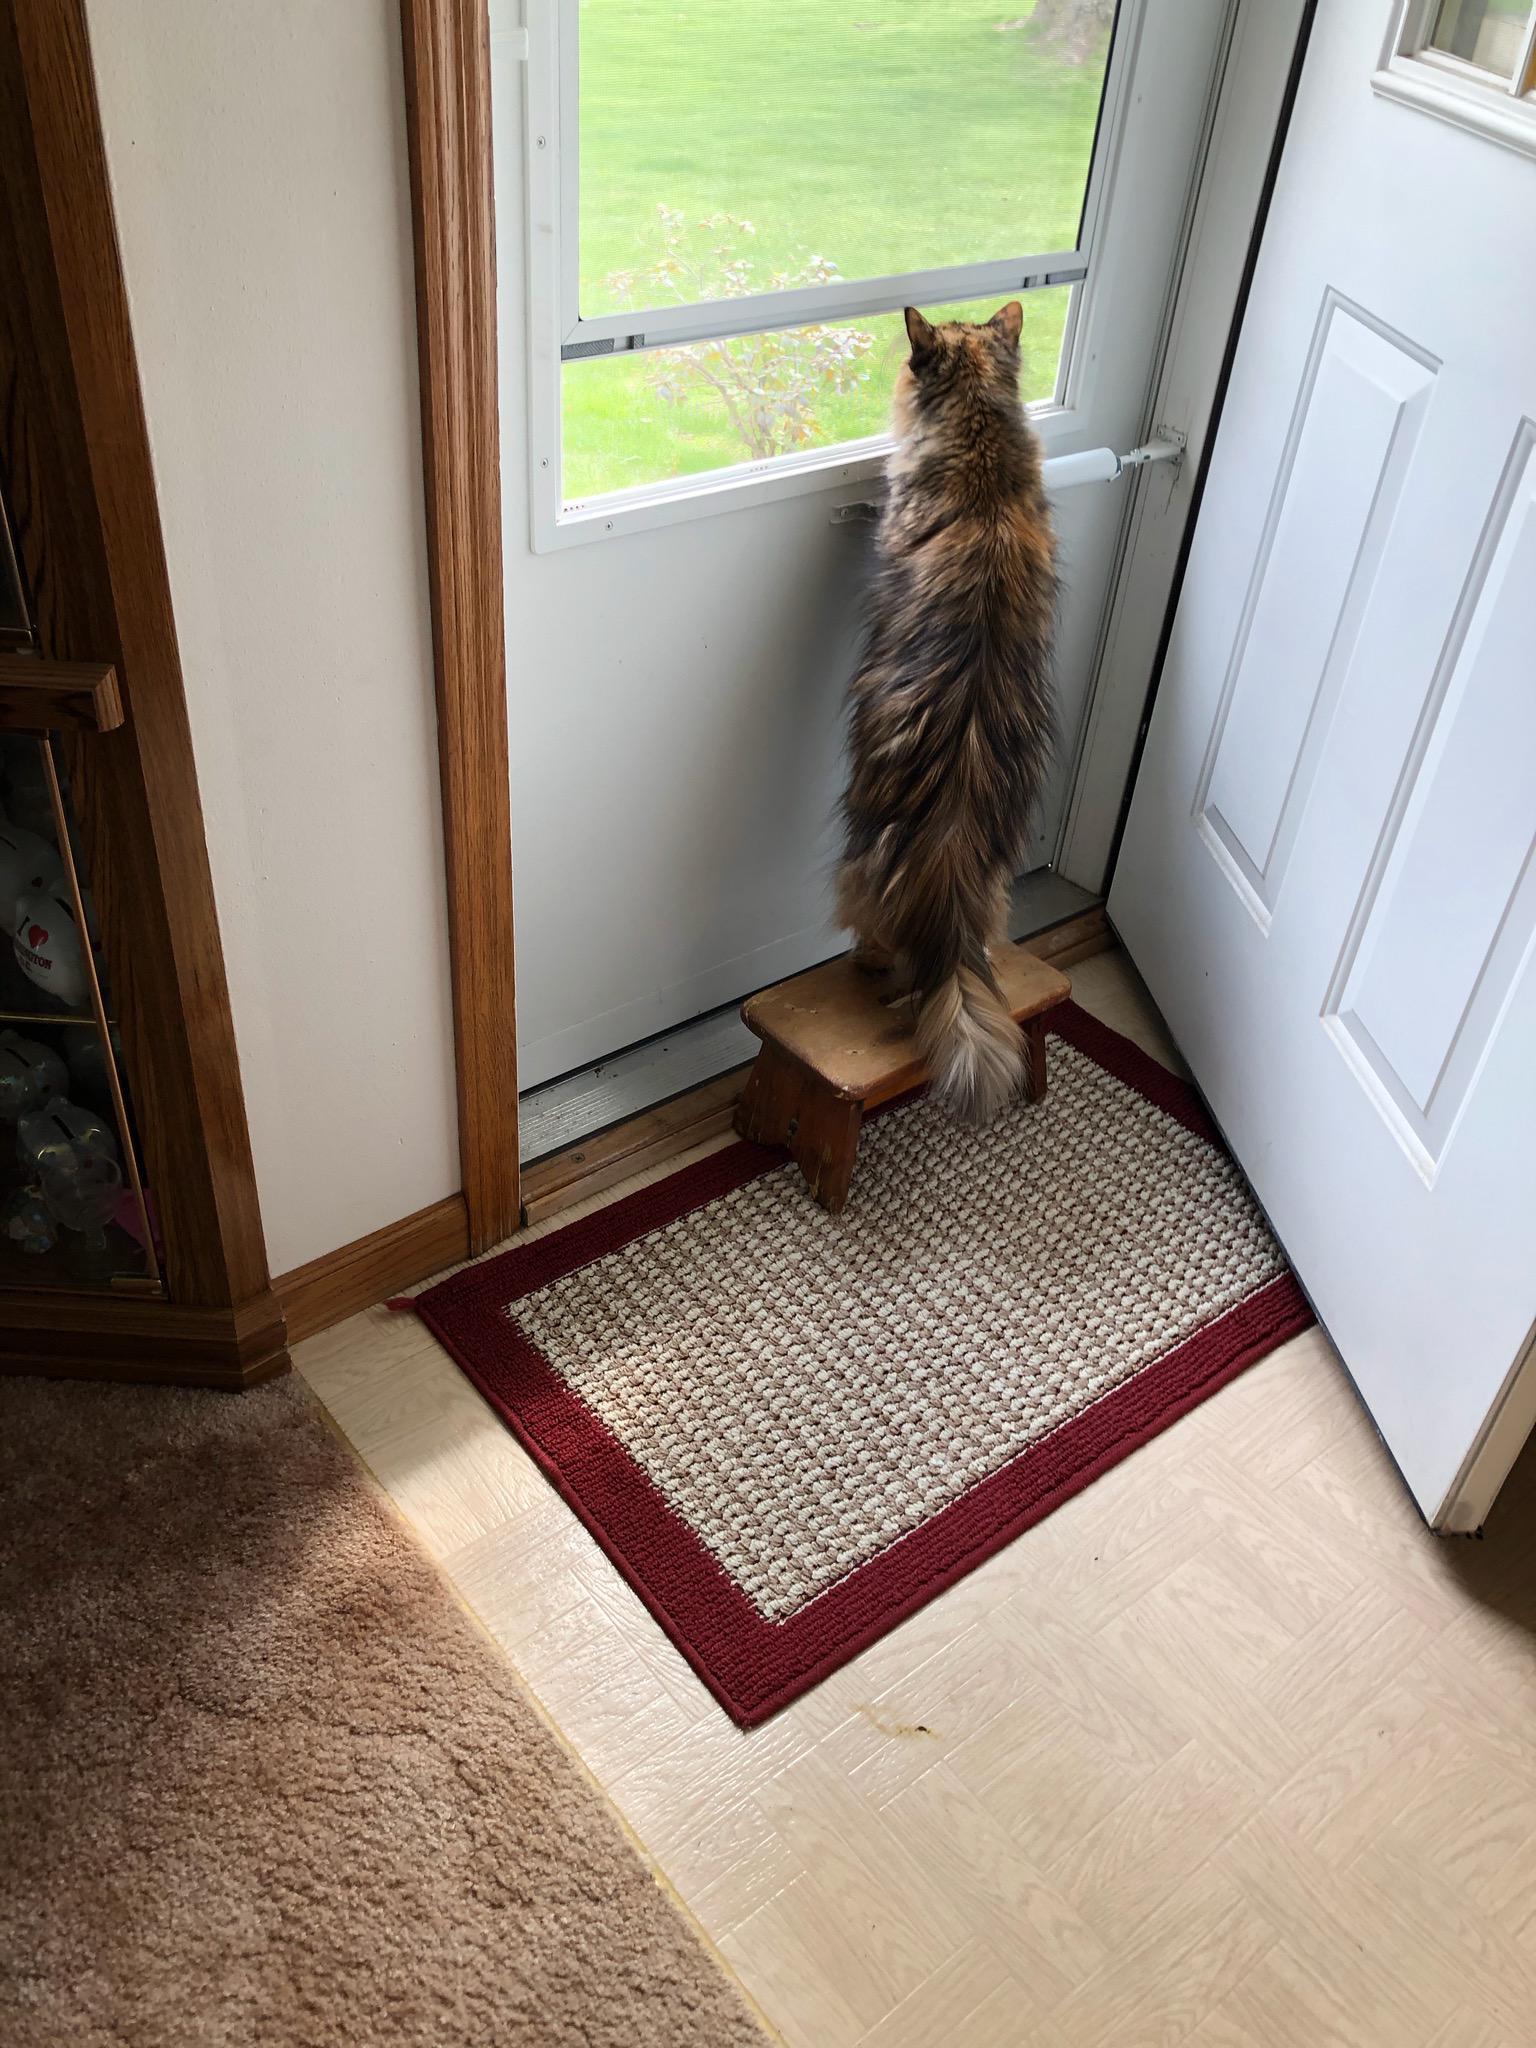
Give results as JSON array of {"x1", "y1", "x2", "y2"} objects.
[
  {"x1": 1372, "y1": 58, "x2": 1536, "y2": 161},
  {"x1": 535, "y1": 405, "x2": 1080, "y2": 553}
]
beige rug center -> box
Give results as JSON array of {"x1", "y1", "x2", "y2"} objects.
[{"x1": 511, "y1": 1044, "x2": 1283, "y2": 1622}]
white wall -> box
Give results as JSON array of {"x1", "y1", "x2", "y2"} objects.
[{"x1": 85, "y1": 0, "x2": 460, "y2": 1275}]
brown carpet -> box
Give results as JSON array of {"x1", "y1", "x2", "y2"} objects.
[{"x1": 0, "y1": 1373, "x2": 767, "y2": 2048}]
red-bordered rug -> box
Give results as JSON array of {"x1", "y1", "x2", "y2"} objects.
[{"x1": 412, "y1": 1003, "x2": 1310, "y2": 1726}]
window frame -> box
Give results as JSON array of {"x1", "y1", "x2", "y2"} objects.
[
  {"x1": 522, "y1": 0, "x2": 1139, "y2": 551},
  {"x1": 1373, "y1": 0, "x2": 1536, "y2": 156}
]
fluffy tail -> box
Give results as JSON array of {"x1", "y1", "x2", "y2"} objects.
[
  {"x1": 861, "y1": 830, "x2": 1027, "y2": 1125},
  {"x1": 914, "y1": 962, "x2": 1025, "y2": 1125}
]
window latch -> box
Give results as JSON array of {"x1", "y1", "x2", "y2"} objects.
[{"x1": 830, "y1": 432, "x2": 1184, "y2": 523}]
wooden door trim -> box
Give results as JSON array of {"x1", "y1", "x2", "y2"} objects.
[
  {"x1": 399, "y1": 0, "x2": 520, "y2": 1254},
  {"x1": 0, "y1": 0, "x2": 283, "y2": 1378}
]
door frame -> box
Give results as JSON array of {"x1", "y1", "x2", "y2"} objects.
[
  {"x1": 1057, "y1": 0, "x2": 1317, "y2": 893},
  {"x1": 400, "y1": 0, "x2": 521, "y2": 1252},
  {"x1": 397, "y1": 0, "x2": 1315, "y2": 1243}
]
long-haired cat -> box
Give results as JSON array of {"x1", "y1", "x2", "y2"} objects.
[{"x1": 837, "y1": 301, "x2": 1057, "y2": 1124}]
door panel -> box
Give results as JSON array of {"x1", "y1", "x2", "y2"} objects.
[
  {"x1": 1112, "y1": 0, "x2": 1536, "y2": 1523},
  {"x1": 1326, "y1": 425, "x2": 1536, "y2": 1164},
  {"x1": 1197, "y1": 296, "x2": 1437, "y2": 920},
  {"x1": 495, "y1": 1, "x2": 1234, "y2": 1088}
]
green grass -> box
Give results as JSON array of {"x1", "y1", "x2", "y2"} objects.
[{"x1": 563, "y1": 1, "x2": 1108, "y2": 498}]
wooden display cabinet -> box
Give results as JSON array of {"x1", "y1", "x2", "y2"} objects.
[{"x1": 0, "y1": 2, "x2": 285, "y2": 1385}]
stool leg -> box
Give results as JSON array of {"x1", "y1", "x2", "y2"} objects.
[
  {"x1": 735, "y1": 1045, "x2": 803, "y2": 1148},
  {"x1": 1023, "y1": 1016, "x2": 1049, "y2": 1103},
  {"x1": 791, "y1": 1092, "x2": 863, "y2": 1215},
  {"x1": 736, "y1": 1046, "x2": 865, "y2": 1212}
]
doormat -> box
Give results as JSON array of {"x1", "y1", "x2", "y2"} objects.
[{"x1": 413, "y1": 1004, "x2": 1310, "y2": 1726}]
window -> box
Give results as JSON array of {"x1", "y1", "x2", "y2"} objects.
[
  {"x1": 1426, "y1": 0, "x2": 1533, "y2": 78},
  {"x1": 526, "y1": 0, "x2": 1125, "y2": 546},
  {"x1": 1375, "y1": 1, "x2": 1536, "y2": 154}
]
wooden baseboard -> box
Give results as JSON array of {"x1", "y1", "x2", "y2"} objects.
[
  {"x1": 0, "y1": 1289, "x2": 289, "y2": 1389},
  {"x1": 277, "y1": 1193, "x2": 471, "y2": 1344}
]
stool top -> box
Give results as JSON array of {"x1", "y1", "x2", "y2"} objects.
[{"x1": 741, "y1": 946, "x2": 1072, "y2": 1104}]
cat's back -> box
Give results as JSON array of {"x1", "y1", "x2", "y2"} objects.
[{"x1": 879, "y1": 445, "x2": 1055, "y2": 640}]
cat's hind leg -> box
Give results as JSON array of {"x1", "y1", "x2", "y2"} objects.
[
  {"x1": 982, "y1": 870, "x2": 1014, "y2": 965},
  {"x1": 852, "y1": 937, "x2": 899, "y2": 974},
  {"x1": 835, "y1": 861, "x2": 899, "y2": 974}
]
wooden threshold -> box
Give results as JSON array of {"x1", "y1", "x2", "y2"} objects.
[
  {"x1": 1029, "y1": 903, "x2": 1110, "y2": 969},
  {"x1": 521, "y1": 907, "x2": 1113, "y2": 1231},
  {"x1": 520, "y1": 1068, "x2": 748, "y2": 1229},
  {"x1": 277, "y1": 1192, "x2": 471, "y2": 1345}
]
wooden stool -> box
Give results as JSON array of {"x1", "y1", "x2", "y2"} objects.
[{"x1": 735, "y1": 947, "x2": 1071, "y2": 1213}]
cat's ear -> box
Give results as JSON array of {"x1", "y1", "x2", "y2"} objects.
[
  {"x1": 904, "y1": 306, "x2": 938, "y2": 364},
  {"x1": 988, "y1": 301, "x2": 1024, "y2": 348}
]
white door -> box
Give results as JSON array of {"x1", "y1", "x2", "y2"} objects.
[
  {"x1": 1112, "y1": 0, "x2": 1536, "y2": 1526},
  {"x1": 494, "y1": 0, "x2": 1236, "y2": 1088}
]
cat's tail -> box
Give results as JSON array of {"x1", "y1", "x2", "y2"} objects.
[
  {"x1": 887, "y1": 839, "x2": 1025, "y2": 1125},
  {"x1": 914, "y1": 962, "x2": 1024, "y2": 1126}
]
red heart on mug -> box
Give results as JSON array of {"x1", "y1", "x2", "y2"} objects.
[{"x1": 27, "y1": 925, "x2": 47, "y2": 950}]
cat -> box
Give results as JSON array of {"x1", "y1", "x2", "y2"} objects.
[{"x1": 836, "y1": 301, "x2": 1057, "y2": 1125}]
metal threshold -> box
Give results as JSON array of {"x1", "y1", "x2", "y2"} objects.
[{"x1": 517, "y1": 870, "x2": 1098, "y2": 1166}]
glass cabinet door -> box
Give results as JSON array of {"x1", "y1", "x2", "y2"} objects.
[
  {"x1": 0, "y1": 732, "x2": 160, "y2": 1293},
  {"x1": 1, "y1": 478, "x2": 159, "y2": 1294}
]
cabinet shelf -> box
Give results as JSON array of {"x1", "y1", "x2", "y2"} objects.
[{"x1": 0, "y1": 1008, "x2": 105, "y2": 1028}]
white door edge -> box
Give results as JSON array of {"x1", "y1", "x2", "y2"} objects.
[
  {"x1": 1057, "y1": 0, "x2": 1313, "y2": 895},
  {"x1": 1437, "y1": 1326, "x2": 1536, "y2": 1534}
]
